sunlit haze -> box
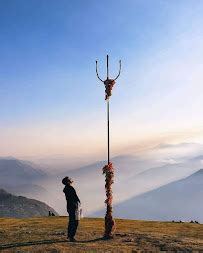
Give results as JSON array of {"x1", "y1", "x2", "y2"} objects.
[{"x1": 1, "y1": 0, "x2": 203, "y2": 165}]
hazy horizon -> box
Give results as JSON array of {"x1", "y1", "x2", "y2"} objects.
[{"x1": 1, "y1": 1, "x2": 203, "y2": 164}]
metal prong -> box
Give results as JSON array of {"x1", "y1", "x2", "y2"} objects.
[
  {"x1": 107, "y1": 55, "x2": 109, "y2": 79},
  {"x1": 113, "y1": 60, "x2": 121, "y2": 81},
  {"x1": 96, "y1": 60, "x2": 104, "y2": 82}
]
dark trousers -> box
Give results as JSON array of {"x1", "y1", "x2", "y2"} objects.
[{"x1": 67, "y1": 207, "x2": 78, "y2": 238}]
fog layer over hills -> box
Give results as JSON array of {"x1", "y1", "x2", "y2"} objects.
[
  {"x1": 99, "y1": 168, "x2": 203, "y2": 222},
  {"x1": 0, "y1": 142, "x2": 203, "y2": 217}
]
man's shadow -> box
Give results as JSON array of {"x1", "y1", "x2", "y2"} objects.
[{"x1": 0, "y1": 237, "x2": 105, "y2": 250}]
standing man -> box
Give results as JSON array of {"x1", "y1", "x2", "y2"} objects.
[{"x1": 62, "y1": 176, "x2": 81, "y2": 242}]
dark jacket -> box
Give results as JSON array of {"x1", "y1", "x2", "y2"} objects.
[{"x1": 63, "y1": 185, "x2": 80, "y2": 210}]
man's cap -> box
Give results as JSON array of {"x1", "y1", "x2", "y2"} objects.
[{"x1": 62, "y1": 176, "x2": 73, "y2": 185}]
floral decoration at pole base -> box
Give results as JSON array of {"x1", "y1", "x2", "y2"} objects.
[{"x1": 102, "y1": 162, "x2": 116, "y2": 239}]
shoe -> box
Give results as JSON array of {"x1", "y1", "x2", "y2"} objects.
[{"x1": 69, "y1": 237, "x2": 76, "y2": 242}]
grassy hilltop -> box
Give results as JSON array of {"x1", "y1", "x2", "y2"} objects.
[{"x1": 0, "y1": 217, "x2": 203, "y2": 252}]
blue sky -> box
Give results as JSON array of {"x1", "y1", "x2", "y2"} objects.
[
  {"x1": 0, "y1": 0, "x2": 171, "y2": 122},
  {"x1": 1, "y1": 0, "x2": 203, "y2": 159}
]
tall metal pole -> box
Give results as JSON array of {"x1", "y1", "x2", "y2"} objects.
[
  {"x1": 96, "y1": 55, "x2": 121, "y2": 239},
  {"x1": 106, "y1": 55, "x2": 110, "y2": 165},
  {"x1": 107, "y1": 99, "x2": 110, "y2": 165}
]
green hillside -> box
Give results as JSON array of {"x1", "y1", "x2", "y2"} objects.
[{"x1": 0, "y1": 217, "x2": 202, "y2": 252}]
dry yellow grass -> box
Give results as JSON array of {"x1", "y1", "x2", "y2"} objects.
[{"x1": 0, "y1": 217, "x2": 203, "y2": 252}]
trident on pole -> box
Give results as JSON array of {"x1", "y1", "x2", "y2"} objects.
[{"x1": 96, "y1": 55, "x2": 121, "y2": 239}]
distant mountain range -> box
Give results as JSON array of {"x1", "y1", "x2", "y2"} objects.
[
  {"x1": 56, "y1": 155, "x2": 160, "y2": 214},
  {"x1": 0, "y1": 158, "x2": 59, "y2": 213},
  {"x1": 0, "y1": 158, "x2": 46, "y2": 185},
  {"x1": 93, "y1": 168, "x2": 203, "y2": 222},
  {"x1": 1, "y1": 142, "x2": 203, "y2": 216},
  {"x1": 62, "y1": 151, "x2": 202, "y2": 215},
  {"x1": 3, "y1": 184, "x2": 49, "y2": 201},
  {"x1": 0, "y1": 189, "x2": 58, "y2": 218}
]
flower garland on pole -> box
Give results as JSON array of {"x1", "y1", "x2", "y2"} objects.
[
  {"x1": 96, "y1": 55, "x2": 121, "y2": 239},
  {"x1": 102, "y1": 162, "x2": 115, "y2": 238}
]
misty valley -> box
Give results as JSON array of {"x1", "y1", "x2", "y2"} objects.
[{"x1": 1, "y1": 142, "x2": 203, "y2": 223}]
